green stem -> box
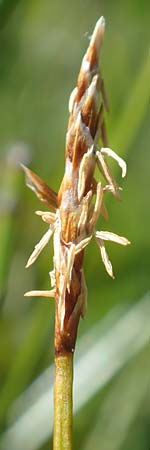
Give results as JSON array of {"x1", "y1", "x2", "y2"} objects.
[{"x1": 53, "y1": 353, "x2": 73, "y2": 450}]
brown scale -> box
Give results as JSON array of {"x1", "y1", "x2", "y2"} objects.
[
  {"x1": 65, "y1": 112, "x2": 89, "y2": 168},
  {"x1": 60, "y1": 210, "x2": 79, "y2": 243},
  {"x1": 81, "y1": 76, "x2": 101, "y2": 136},
  {"x1": 76, "y1": 44, "x2": 99, "y2": 104},
  {"x1": 55, "y1": 251, "x2": 84, "y2": 354}
]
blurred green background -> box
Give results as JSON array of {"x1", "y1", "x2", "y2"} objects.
[{"x1": 0, "y1": 0, "x2": 149, "y2": 449}]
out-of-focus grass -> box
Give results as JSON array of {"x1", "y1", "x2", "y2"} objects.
[
  {"x1": 82, "y1": 347, "x2": 150, "y2": 450},
  {"x1": 0, "y1": 0, "x2": 22, "y2": 29},
  {"x1": 110, "y1": 50, "x2": 149, "y2": 155},
  {"x1": 0, "y1": 0, "x2": 149, "y2": 449},
  {"x1": 0, "y1": 148, "x2": 24, "y2": 302}
]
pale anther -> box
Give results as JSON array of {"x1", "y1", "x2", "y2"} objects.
[
  {"x1": 75, "y1": 235, "x2": 92, "y2": 254},
  {"x1": 95, "y1": 237, "x2": 114, "y2": 279},
  {"x1": 35, "y1": 210, "x2": 56, "y2": 224},
  {"x1": 95, "y1": 231, "x2": 130, "y2": 246},
  {"x1": 96, "y1": 150, "x2": 120, "y2": 199},
  {"x1": 88, "y1": 182, "x2": 103, "y2": 232},
  {"x1": 26, "y1": 227, "x2": 54, "y2": 268},
  {"x1": 101, "y1": 147, "x2": 127, "y2": 178},
  {"x1": 24, "y1": 289, "x2": 56, "y2": 298}
]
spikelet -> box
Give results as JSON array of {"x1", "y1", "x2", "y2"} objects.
[{"x1": 23, "y1": 17, "x2": 130, "y2": 354}]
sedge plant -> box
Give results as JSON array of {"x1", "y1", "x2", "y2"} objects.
[{"x1": 22, "y1": 16, "x2": 130, "y2": 450}]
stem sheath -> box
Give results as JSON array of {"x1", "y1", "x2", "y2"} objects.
[{"x1": 53, "y1": 353, "x2": 73, "y2": 450}]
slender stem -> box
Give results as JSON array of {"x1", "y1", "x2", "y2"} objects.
[{"x1": 53, "y1": 353, "x2": 73, "y2": 450}]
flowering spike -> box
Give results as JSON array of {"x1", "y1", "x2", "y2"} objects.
[{"x1": 23, "y1": 17, "x2": 130, "y2": 355}]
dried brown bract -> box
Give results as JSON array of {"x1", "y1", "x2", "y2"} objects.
[{"x1": 23, "y1": 17, "x2": 130, "y2": 354}]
